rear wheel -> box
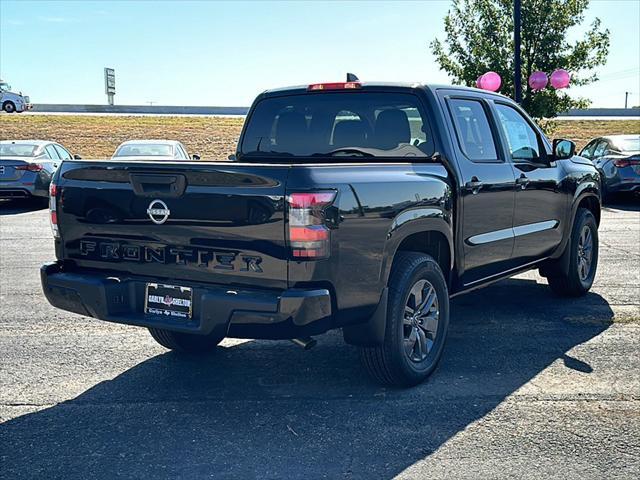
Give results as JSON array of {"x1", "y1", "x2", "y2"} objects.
[
  {"x1": 2, "y1": 101, "x2": 16, "y2": 113},
  {"x1": 360, "y1": 252, "x2": 449, "y2": 387},
  {"x1": 547, "y1": 208, "x2": 598, "y2": 297},
  {"x1": 148, "y1": 327, "x2": 224, "y2": 353}
]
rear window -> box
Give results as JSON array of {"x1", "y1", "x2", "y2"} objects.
[
  {"x1": 240, "y1": 92, "x2": 434, "y2": 160},
  {"x1": 0, "y1": 144, "x2": 39, "y2": 157},
  {"x1": 614, "y1": 136, "x2": 640, "y2": 152},
  {"x1": 115, "y1": 144, "x2": 173, "y2": 157}
]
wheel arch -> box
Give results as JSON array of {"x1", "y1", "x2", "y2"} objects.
[
  {"x1": 540, "y1": 191, "x2": 600, "y2": 279},
  {"x1": 381, "y1": 214, "x2": 454, "y2": 289},
  {"x1": 576, "y1": 193, "x2": 601, "y2": 226}
]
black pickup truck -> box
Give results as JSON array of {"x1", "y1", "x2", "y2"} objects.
[{"x1": 41, "y1": 80, "x2": 601, "y2": 386}]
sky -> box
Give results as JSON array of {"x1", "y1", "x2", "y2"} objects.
[{"x1": 1, "y1": 0, "x2": 639, "y2": 108}]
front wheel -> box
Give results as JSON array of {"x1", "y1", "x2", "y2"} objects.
[
  {"x1": 547, "y1": 208, "x2": 598, "y2": 297},
  {"x1": 148, "y1": 327, "x2": 224, "y2": 353},
  {"x1": 2, "y1": 101, "x2": 16, "y2": 113},
  {"x1": 360, "y1": 252, "x2": 450, "y2": 387}
]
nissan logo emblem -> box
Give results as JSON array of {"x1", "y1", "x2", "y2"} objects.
[{"x1": 147, "y1": 199, "x2": 170, "y2": 224}]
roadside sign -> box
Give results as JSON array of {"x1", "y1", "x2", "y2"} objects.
[{"x1": 104, "y1": 67, "x2": 115, "y2": 105}]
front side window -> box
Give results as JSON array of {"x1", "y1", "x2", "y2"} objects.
[
  {"x1": 448, "y1": 98, "x2": 498, "y2": 162},
  {"x1": 53, "y1": 145, "x2": 72, "y2": 160},
  {"x1": 592, "y1": 141, "x2": 609, "y2": 158},
  {"x1": 176, "y1": 145, "x2": 189, "y2": 159},
  {"x1": 580, "y1": 140, "x2": 598, "y2": 159},
  {"x1": 240, "y1": 92, "x2": 434, "y2": 160},
  {"x1": 495, "y1": 104, "x2": 541, "y2": 161}
]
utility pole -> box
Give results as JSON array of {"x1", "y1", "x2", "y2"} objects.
[
  {"x1": 514, "y1": 0, "x2": 522, "y2": 104},
  {"x1": 625, "y1": 91, "x2": 630, "y2": 109}
]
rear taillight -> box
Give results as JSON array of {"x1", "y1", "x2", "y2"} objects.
[
  {"x1": 613, "y1": 158, "x2": 639, "y2": 168},
  {"x1": 49, "y1": 181, "x2": 60, "y2": 238},
  {"x1": 288, "y1": 191, "x2": 336, "y2": 260},
  {"x1": 15, "y1": 163, "x2": 44, "y2": 172}
]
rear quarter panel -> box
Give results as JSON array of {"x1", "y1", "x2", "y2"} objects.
[{"x1": 286, "y1": 163, "x2": 452, "y2": 325}]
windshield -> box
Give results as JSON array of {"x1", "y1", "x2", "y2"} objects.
[
  {"x1": 240, "y1": 92, "x2": 434, "y2": 160},
  {"x1": 0, "y1": 82, "x2": 10, "y2": 91},
  {"x1": 614, "y1": 136, "x2": 640, "y2": 152},
  {"x1": 114, "y1": 144, "x2": 173, "y2": 157},
  {"x1": 0, "y1": 144, "x2": 39, "y2": 157}
]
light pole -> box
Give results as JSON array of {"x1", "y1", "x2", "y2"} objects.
[
  {"x1": 625, "y1": 91, "x2": 630, "y2": 109},
  {"x1": 514, "y1": 0, "x2": 522, "y2": 104}
]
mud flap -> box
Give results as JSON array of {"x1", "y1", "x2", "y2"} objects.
[{"x1": 342, "y1": 288, "x2": 388, "y2": 347}]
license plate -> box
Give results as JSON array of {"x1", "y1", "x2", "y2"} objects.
[{"x1": 145, "y1": 283, "x2": 193, "y2": 319}]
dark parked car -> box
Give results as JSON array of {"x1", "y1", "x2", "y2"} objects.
[
  {"x1": 580, "y1": 134, "x2": 640, "y2": 201},
  {"x1": 0, "y1": 140, "x2": 77, "y2": 203},
  {"x1": 41, "y1": 80, "x2": 601, "y2": 387}
]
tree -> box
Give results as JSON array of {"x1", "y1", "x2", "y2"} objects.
[{"x1": 430, "y1": 0, "x2": 610, "y2": 118}]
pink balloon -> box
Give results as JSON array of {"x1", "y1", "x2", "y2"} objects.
[
  {"x1": 476, "y1": 75, "x2": 483, "y2": 89},
  {"x1": 550, "y1": 69, "x2": 570, "y2": 89},
  {"x1": 528, "y1": 71, "x2": 548, "y2": 91},
  {"x1": 478, "y1": 71, "x2": 501, "y2": 92}
]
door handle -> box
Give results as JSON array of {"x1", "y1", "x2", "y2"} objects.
[
  {"x1": 516, "y1": 174, "x2": 530, "y2": 189},
  {"x1": 465, "y1": 177, "x2": 483, "y2": 194}
]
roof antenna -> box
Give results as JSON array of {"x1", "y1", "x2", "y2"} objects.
[{"x1": 346, "y1": 73, "x2": 359, "y2": 82}]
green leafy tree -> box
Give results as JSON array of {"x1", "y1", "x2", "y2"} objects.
[{"x1": 430, "y1": 0, "x2": 610, "y2": 118}]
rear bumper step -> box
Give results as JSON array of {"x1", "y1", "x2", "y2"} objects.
[{"x1": 40, "y1": 262, "x2": 332, "y2": 339}]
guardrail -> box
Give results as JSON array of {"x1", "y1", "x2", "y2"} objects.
[
  {"x1": 557, "y1": 108, "x2": 640, "y2": 117},
  {"x1": 26, "y1": 104, "x2": 640, "y2": 117},
  {"x1": 30, "y1": 104, "x2": 250, "y2": 115}
]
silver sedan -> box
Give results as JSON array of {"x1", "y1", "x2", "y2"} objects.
[{"x1": 0, "y1": 140, "x2": 78, "y2": 202}]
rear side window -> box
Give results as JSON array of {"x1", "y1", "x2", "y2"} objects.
[
  {"x1": 448, "y1": 99, "x2": 498, "y2": 162},
  {"x1": 240, "y1": 92, "x2": 434, "y2": 160},
  {"x1": 44, "y1": 145, "x2": 60, "y2": 160}
]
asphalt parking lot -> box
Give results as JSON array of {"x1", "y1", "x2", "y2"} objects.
[{"x1": 0, "y1": 199, "x2": 638, "y2": 479}]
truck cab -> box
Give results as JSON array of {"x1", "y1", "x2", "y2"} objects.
[{"x1": 1, "y1": 79, "x2": 32, "y2": 113}]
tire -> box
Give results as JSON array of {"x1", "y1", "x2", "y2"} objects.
[
  {"x1": 2, "y1": 101, "x2": 16, "y2": 113},
  {"x1": 547, "y1": 208, "x2": 598, "y2": 297},
  {"x1": 148, "y1": 327, "x2": 224, "y2": 353},
  {"x1": 360, "y1": 252, "x2": 450, "y2": 387}
]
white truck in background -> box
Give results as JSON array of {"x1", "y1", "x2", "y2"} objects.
[{"x1": 0, "y1": 79, "x2": 32, "y2": 113}]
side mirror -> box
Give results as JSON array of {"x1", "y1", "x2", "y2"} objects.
[
  {"x1": 552, "y1": 139, "x2": 575, "y2": 160},
  {"x1": 191, "y1": 154, "x2": 201, "y2": 161},
  {"x1": 73, "y1": 154, "x2": 82, "y2": 160},
  {"x1": 227, "y1": 154, "x2": 237, "y2": 161}
]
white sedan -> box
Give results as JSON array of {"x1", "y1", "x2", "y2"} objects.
[{"x1": 112, "y1": 140, "x2": 199, "y2": 161}]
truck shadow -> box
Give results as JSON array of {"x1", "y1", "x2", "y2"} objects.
[{"x1": 1, "y1": 277, "x2": 614, "y2": 479}]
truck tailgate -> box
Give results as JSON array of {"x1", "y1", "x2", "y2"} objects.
[{"x1": 56, "y1": 161, "x2": 289, "y2": 290}]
